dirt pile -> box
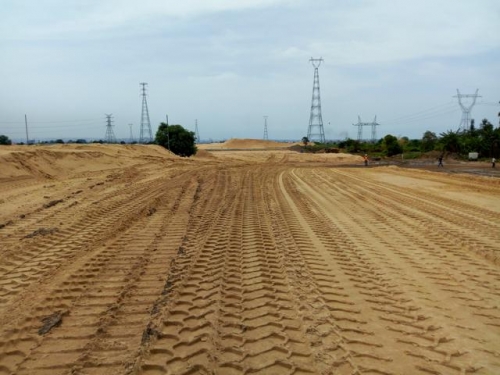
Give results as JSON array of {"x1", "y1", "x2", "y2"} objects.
[
  {"x1": 0, "y1": 144, "x2": 177, "y2": 179},
  {"x1": 199, "y1": 138, "x2": 295, "y2": 149}
]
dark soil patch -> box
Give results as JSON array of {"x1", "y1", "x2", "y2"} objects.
[
  {"x1": 43, "y1": 199, "x2": 64, "y2": 209},
  {"x1": 39, "y1": 311, "x2": 66, "y2": 335},
  {"x1": 24, "y1": 227, "x2": 59, "y2": 239}
]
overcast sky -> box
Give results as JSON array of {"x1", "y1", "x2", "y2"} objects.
[{"x1": 1, "y1": 0, "x2": 499, "y2": 142}]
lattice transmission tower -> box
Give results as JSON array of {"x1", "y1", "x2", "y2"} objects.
[
  {"x1": 454, "y1": 89, "x2": 481, "y2": 132},
  {"x1": 263, "y1": 116, "x2": 269, "y2": 140},
  {"x1": 139, "y1": 82, "x2": 153, "y2": 143},
  {"x1": 307, "y1": 57, "x2": 325, "y2": 143},
  {"x1": 104, "y1": 114, "x2": 116, "y2": 143},
  {"x1": 352, "y1": 116, "x2": 379, "y2": 142},
  {"x1": 195, "y1": 119, "x2": 200, "y2": 143}
]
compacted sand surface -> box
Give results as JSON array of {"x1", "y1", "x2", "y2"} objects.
[{"x1": 0, "y1": 142, "x2": 499, "y2": 375}]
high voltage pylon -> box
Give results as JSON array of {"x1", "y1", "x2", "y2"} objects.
[
  {"x1": 104, "y1": 114, "x2": 116, "y2": 143},
  {"x1": 263, "y1": 116, "x2": 268, "y2": 140},
  {"x1": 195, "y1": 119, "x2": 200, "y2": 143},
  {"x1": 307, "y1": 57, "x2": 325, "y2": 143},
  {"x1": 139, "y1": 82, "x2": 152, "y2": 143},
  {"x1": 454, "y1": 89, "x2": 481, "y2": 132},
  {"x1": 352, "y1": 116, "x2": 379, "y2": 142}
]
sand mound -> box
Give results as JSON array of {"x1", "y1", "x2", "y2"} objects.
[
  {"x1": 0, "y1": 144, "x2": 177, "y2": 179},
  {"x1": 199, "y1": 138, "x2": 294, "y2": 150}
]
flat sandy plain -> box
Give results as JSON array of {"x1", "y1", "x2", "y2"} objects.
[{"x1": 0, "y1": 140, "x2": 499, "y2": 375}]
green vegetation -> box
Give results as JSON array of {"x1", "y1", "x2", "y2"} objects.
[
  {"x1": 0, "y1": 135, "x2": 12, "y2": 145},
  {"x1": 302, "y1": 117, "x2": 500, "y2": 161},
  {"x1": 155, "y1": 123, "x2": 197, "y2": 157}
]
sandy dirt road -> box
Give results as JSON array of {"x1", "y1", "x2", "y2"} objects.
[{"x1": 0, "y1": 144, "x2": 499, "y2": 375}]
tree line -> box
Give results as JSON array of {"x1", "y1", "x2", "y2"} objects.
[
  {"x1": 2, "y1": 118, "x2": 499, "y2": 159},
  {"x1": 303, "y1": 118, "x2": 500, "y2": 159}
]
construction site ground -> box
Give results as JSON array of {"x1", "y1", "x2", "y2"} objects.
[{"x1": 1, "y1": 142, "x2": 499, "y2": 375}]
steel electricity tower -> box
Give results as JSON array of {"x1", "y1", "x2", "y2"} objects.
[
  {"x1": 139, "y1": 82, "x2": 153, "y2": 143},
  {"x1": 307, "y1": 57, "x2": 325, "y2": 143},
  {"x1": 353, "y1": 116, "x2": 379, "y2": 142},
  {"x1": 454, "y1": 89, "x2": 481, "y2": 132},
  {"x1": 104, "y1": 114, "x2": 116, "y2": 143},
  {"x1": 195, "y1": 119, "x2": 200, "y2": 143},
  {"x1": 263, "y1": 116, "x2": 269, "y2": 140}
]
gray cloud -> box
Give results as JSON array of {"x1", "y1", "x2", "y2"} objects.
[{"x1": 1, "y1": 0, "x2": 499, "y2": 142}]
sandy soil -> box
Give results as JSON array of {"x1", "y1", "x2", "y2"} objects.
[
  {"x1": 198, "y1": 138, "x2": 301, "y2": 150},
  {"x1": 0, "y1": 144, "x2": 499, "y2": 375}
]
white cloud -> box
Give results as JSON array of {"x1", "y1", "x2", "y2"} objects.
[
  {"x1": 1, "y1": 0, "x2": 300, "y2": 39},
  {"x1": 278, "y1": 0, "x2": 500, "y2": 65}
]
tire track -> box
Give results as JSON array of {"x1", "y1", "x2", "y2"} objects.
[
  {"x1": 0, "y1": 171, "x2": 211, "y2": 373},
  {"x1": 328, "y1": 168, "x2": 500, "y2": 263},
  {"x1": 278, "y1": 169, "x2": 486, "y2": 374},
  {"x1": 290, "y1": 171, "x2": 498, "y2": 370},
  {"x1": 139, "y1": 167, "x2": 319, "y2": 375},
  {"x1": 12, "y1": 176, "x2": 201, "y2": 375},
  {"x1": 0, "y1": 171, "x2": 198, "y2": 311}
]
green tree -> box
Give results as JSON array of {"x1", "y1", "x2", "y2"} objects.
[
  {"x1": 382, "y1": 134, "x2": 402, "y2": 156},
  {"x1": 439, "y1": 130, "x2": 461, "y2": 153},
  {"x1": 421, "y1": 131, "x2": 437, "y2": 152},
  {"x1": 155, "y1": 123, "x2": 197, "y2": 157},
  {"x1": 338, "y1": 138, "x2": 361, "y2": 153},
  {"x1": 302, "y1": 136, "x2": 309, "y2": 147},
  {"x1": 0, "y1": 135, "x2": 12, "y2": 145}
]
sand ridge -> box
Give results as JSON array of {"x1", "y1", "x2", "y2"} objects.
[{"x1": 197, "y1": 138, "x2": 301, "y2": 149}]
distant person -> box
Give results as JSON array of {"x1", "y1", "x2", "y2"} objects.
[
  {"x1": 363, "y1": 154, "x2": 368, "y2": 166},
  {"x1": 493, "y1": 157, "x2": 496, "y2": 168},
  {"x1": 438, "y1": 155, "x2": 444, "y2": 167}
]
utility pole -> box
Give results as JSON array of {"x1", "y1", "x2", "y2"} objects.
[
  {"x1": 263, "y1": 116, "x2": 268, "y2": 140},
  {"x1": 104, "y1": 114, "x2": 116, "y2": 143},
  {"x1": 129, "y1": 124, "x2": 134, "y2": 143},
  {"x1": 166, "y1": 115, "x2": 170, "y2": 151},
  {"x1": 139, "y1": 82, "x2": 153, "y2": 143},
  {"x1": 307, "y1": 57, "x2": 325, "y2": 143},
  {"x1": 25, "y1": 114, "x2": 29, "y2": 145},
  {"x1": 454, "y1": 89, "x2": 481, "y2": 132}
]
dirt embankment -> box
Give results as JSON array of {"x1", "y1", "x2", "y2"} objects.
[
  {"x1": 0, "y1": 144, "x2": 499, "y2": 375},
  {"x1": 198, "y1": 138, "x2": 298, "y2": 149},
  {"x1": 0, "y1": 144, "x2": 177, "y2": 179}
]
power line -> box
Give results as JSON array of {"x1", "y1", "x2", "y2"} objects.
[
  {"x1": 386, "y1": 108, "x2": 460, "y2": 126},
  {"x1": 0, "y1": 118, "x2": 100, "y2": 124},
  {"x1": 384, "y1": 102, "x2": 456, "y2": 124}
]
